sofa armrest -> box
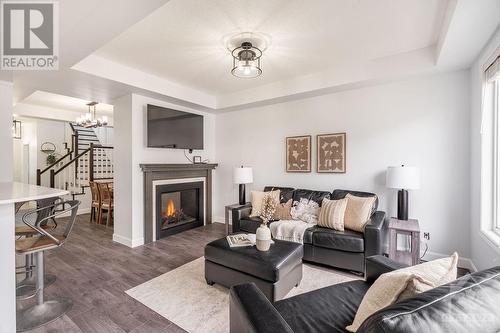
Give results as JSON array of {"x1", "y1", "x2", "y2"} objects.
[
  {"x1": 231, "y1": 206, "x2": 252, "y2": 233},
  {"x1": 365, "y1": 255, "x2": 408, "y2": 283},
  {"x1": 364, "y1": 211, "x2": 387, "y2": 257},
  {"x1": 230, "y1": 283, "x2": 294, "y2": 333}
]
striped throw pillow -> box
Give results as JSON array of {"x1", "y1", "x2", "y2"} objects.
[{"x1": 317, "y1": 198, "x2": 348, "y2": 231}]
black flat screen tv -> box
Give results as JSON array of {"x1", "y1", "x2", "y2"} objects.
[{"x1": 147, "y1": 104, "x2": 204, "y2": 150}]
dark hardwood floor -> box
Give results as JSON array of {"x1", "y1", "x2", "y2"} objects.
[{"x1": 18, "y1": 214, "x2": 226, "y2": 333}]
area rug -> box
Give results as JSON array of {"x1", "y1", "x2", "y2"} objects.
[{"x1": 126, "y1": 257, "x2": 358, "y2": 333}]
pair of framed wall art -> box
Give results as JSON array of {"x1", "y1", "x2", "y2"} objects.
[{"x1": 285, "y1": 133, "x2": 346, "y2": 173}]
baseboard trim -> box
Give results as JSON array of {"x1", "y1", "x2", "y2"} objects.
[
  {"x1": 423, "y1": 251, "x2": 477, "y2": 272},
  {"x1": 112, "y1": 234, "x2": 144, "y2": 248},
  {"x1": 213, "y1": 218, "x2": 225, "y2": 224}
]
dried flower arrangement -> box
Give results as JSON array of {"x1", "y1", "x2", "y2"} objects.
[{"x1": 260, "y1": 194, "x2": 277, "y2": 225}]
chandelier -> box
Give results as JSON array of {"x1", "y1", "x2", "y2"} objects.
[
  {"x1": 76, "y1": 102, "x2": 108, "y2": 128},
  {"x1": 231, "y1": 42, "x2": 263, "y2": 78}
]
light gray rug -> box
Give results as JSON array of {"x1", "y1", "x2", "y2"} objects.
[{"x1": 126, "y1": 257, "x2": 358, "y2": 333}]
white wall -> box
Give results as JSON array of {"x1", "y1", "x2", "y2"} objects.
[
  {"x1": 469, "y1": 27, "x2": 500, "y2": 270},
  {"x1": 214, "y1": 70, "x2": 471, "y2": 259},
  {"x1": 0, "y1": 81, "x2": 16, "y2": 333},
  {"x1": 113, "y1": 93, "x2": 216, "y2": 247}
]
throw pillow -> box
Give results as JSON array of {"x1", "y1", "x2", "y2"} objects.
[
  {"x1": 250, "y1": 190, "x2": 280, "y2": 217},
  {"x1": 290, "y1": 198, "x2": 320, "y2": 224},
  {"x1": 344, "y1": 194, "x2": 376, "y2": 232},
  {"x1": 272, "y1": 199, "x2": 293, "y2": 220},
  {"x1": 346, "y1": 272, "x2": 434, "y2": 332},
  {"x1": 396, "y1": 252, "x2": 459, "y2": 301},
  {"x1": 317, "y1": 198, "x2": 348, "y2": 231},
  {"x1": 346, "y1": 253, "x2": 459, "y2": 332}
]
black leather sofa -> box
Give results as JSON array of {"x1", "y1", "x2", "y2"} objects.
[
  {"x1": 231, "y1": 186, "x2": 387, "y2": 273},
  {"x1": 230, "y1": 256, "x2": 500, "y2": 333}
]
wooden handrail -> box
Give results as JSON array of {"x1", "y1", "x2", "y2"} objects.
[
  {"x1": 39, "y1": 150, "x2": 73, "y2": 175},
  {"x1": 53, "y1": 147, "x2": 91, "y2": 176}
]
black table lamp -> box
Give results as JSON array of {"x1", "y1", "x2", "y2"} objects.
[
  {"x1": 386, "y1": 165, "x2": 420, "y2": 220},
  {"x1": 233, "y1": 166, "x2": 253, "y2": 205}
]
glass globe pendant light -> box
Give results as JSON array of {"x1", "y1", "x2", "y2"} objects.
[{"x1": 231, "y1": 42, "x2": 262, "y2": 78}]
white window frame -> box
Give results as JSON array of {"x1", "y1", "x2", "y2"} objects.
[{"x1": 493, "y1": 80, "x2": 500, "y2": 236}]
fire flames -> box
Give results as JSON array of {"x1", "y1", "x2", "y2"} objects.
[{"x1": 164, "y1": 199, "x2": 176, "y2": 218}]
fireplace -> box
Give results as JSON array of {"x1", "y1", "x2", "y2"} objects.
[{"x1": 155, "y1": 181, "x2": 204, "y2": 239}]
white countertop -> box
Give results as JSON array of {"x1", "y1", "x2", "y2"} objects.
[{"x1": 0, "y1": 182, "x2": 69, "y2": 204}]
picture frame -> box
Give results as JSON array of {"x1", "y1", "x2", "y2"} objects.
[
  {"x1": 317, "y1": 133, "x2": 346, "y2": 173},
  {"x1": 286, "y1": 135, "x2": 311, "y2": 173}
]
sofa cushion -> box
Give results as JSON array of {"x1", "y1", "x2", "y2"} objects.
[
  {"x1": 264, "y1": 186, "x2": 295, "y2": 203},
  {"x1": 239, "y1": 216, "x2": 263, "y2": 233},
  {"x1": 204, "y1": 238, "x2": 303, "y2": 283},
  {"x1": 275, "y1": 280, "x2": 370, "y2": 333},
  {"x1": 293, "y1": 189, "x2": 331, "y2": 206},
  {"x1": 332, "y1": 189, "x2": 378, "y2": 214},
  {"x1": 307, "y1": 226, "x2": 365, "y2": 252}
]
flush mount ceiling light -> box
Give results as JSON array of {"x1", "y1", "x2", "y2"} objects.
[
  {"x1": 231, "y1": 42, "x2": 262, "y2": 78},
  {"x1": 225, "y1": 32, "x2": 270, "y2": 79}
]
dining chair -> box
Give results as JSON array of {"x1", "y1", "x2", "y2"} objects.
[
  {"x1": 97, "y1": 182, "x2": 113, "y2": 227},
  {"x1": 89, "y1": 181, "x2": 100, "y2": 223}
]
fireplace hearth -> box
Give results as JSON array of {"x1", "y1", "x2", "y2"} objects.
[{"x1": 155, "y1": 181, "x2": 204, "y2": 239}]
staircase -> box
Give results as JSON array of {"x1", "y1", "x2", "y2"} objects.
[{"x1": 37, "y1": 123, "x2": 114, "y2": 199}]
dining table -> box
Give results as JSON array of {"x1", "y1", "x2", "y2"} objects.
[{"x1": 0, "y1": 182, "x2": 68, "y2": 333}]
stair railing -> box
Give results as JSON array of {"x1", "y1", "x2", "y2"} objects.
[{"x1": 36, "y1": 133, "x2": 77, "y2": 186}]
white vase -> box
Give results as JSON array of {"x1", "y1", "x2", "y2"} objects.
[{"x1": 256, "y1": 223, "x2": 271, "y2": 251}]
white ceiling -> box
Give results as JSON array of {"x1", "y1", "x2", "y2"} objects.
[
  {"x1": 22, "y1": 91, "x2": 114, "y2": 115},
  {"x1": 93, "y1": 0, "x2": 448, "y2": 95}
]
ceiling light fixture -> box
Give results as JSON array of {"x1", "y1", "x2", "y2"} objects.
[
  {"x1": 231, "y1": 41, "x2": 262, "y2": 78},
  {"x1": 76, "y1": 102, "x2": 108, "y2": 128}
]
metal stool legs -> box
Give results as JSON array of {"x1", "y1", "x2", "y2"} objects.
[
  {"x1": 16, "y1": 251, "x2": 72, "y2": 331},
  {"x1": 16, "y1": 253, "x2": 56, "y2": 299}
]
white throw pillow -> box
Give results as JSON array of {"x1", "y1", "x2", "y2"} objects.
[
  {"x1": 317, "y1": 197, "x2": 348, "y2": 231},
  {"x1": 290, "y1": 198, "x2": 320, "y2": 224}
]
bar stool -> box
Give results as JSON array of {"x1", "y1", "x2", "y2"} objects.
[
  {"x1": 15, "y1": 200, "x2": 80, "y2": 331},
  {"x1": 15, "y1": 200, "x2": 59, "y2": 299}
]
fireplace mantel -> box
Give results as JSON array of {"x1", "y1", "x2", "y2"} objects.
[
  {"x1": 141, "y1": 163, "x2": 218, "y2": 243},
  {"x1": 140, "y1": 163, "x2": 218, "y2": 172}
]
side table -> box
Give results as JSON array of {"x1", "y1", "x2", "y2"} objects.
[
  {"x1": 388, "y1": 218, "x2": 420, "y2": 266},
  {"x1": 225, "y1": 203, "x2": 251, "y2": 235}
]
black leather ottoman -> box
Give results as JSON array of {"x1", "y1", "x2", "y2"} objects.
[{"x1": 204, "y1": 238, "x2": 303, "y2": 302}]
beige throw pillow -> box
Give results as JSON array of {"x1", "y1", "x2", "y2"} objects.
[
  {"x1": 346, "y1": 253, "x2": 459, "y2": 332},
  {"x1": 317, "y1": 198, "x2": 348, "y2": 231},
  {"x1": 346, "y1": 272, "x2": 434, "y2": 332},
  {"x1": 344, "y1": 194, "x2": 376, "y2": 232},
  {"x1": 250, "y1": 190, "x2": 280, "y2": 217},
  {"x1": 272, "y1": 199, "x2": 293, "y2": 220}
]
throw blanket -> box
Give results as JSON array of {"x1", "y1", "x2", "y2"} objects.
[{"x1": 270, "y1": 219, "x2": 315, "y2": 243}]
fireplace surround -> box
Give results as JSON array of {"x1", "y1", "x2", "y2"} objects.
[{"x1": 141, "y1": 164, "x2": 217, "y2": 243}]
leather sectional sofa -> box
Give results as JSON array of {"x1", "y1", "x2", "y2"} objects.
[
  {"x1": 231, "y1": 186, "x2": 387, "y2": 273},
  {"x1": 230, "y1": 255, "x2": 500, "y2": 333}
]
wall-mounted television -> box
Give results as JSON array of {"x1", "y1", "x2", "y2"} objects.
[{"x1": 147, "y1": 104, "x2": 204, "y2": 150}]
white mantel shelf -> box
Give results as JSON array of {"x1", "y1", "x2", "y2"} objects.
[{"x1": 0, "y1": 182, "x2": 68, "y2": 205}]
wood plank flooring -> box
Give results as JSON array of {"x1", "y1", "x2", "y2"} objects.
[{"x1": 18, "y1": 214, "x2": 226, "y2": 333}]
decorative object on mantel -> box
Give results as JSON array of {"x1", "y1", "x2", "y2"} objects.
[
  {"x1": 256, "y1": 195, "x2": 277, "y2": 251},
  {"x1": 317, "y1": 133, "x2": 346, "y2": 173},
  {"x1": 12, "y1": 119, "x2": 21, "y2": 139},
  {"x1": 233, "y1": 166, "x2": 253, "y2": 205},
  {"x1": 75, "y1": 102, "x2": 108, "y2": 128},
  {"x1": 193, "y1": 156, "x2": 202, "y2": 164},
  {"x1": 286, "y1": 135, "x2": 311, "y2": 172},
  {"x1": 386, "y1": 165, "x2": 420, "y2": 220}
]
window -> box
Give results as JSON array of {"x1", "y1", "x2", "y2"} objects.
[{"x1": 483, "y1": 55, "x2": 500, "y2": 244}]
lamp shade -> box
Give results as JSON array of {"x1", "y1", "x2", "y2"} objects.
[
  {"x1": 386, "y1": 166, "x2": 420, "y2": 190},
  {"x1": 233, "y1": 167, "x2": 253, "y2": 184}
]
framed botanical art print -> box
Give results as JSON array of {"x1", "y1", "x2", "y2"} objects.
[
  {"x1": 317, "y1": 133, "x2": 346, "y2": 173},
  {"x1": 286, "y1": 135, "x2": 311, "y2": 172}
]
